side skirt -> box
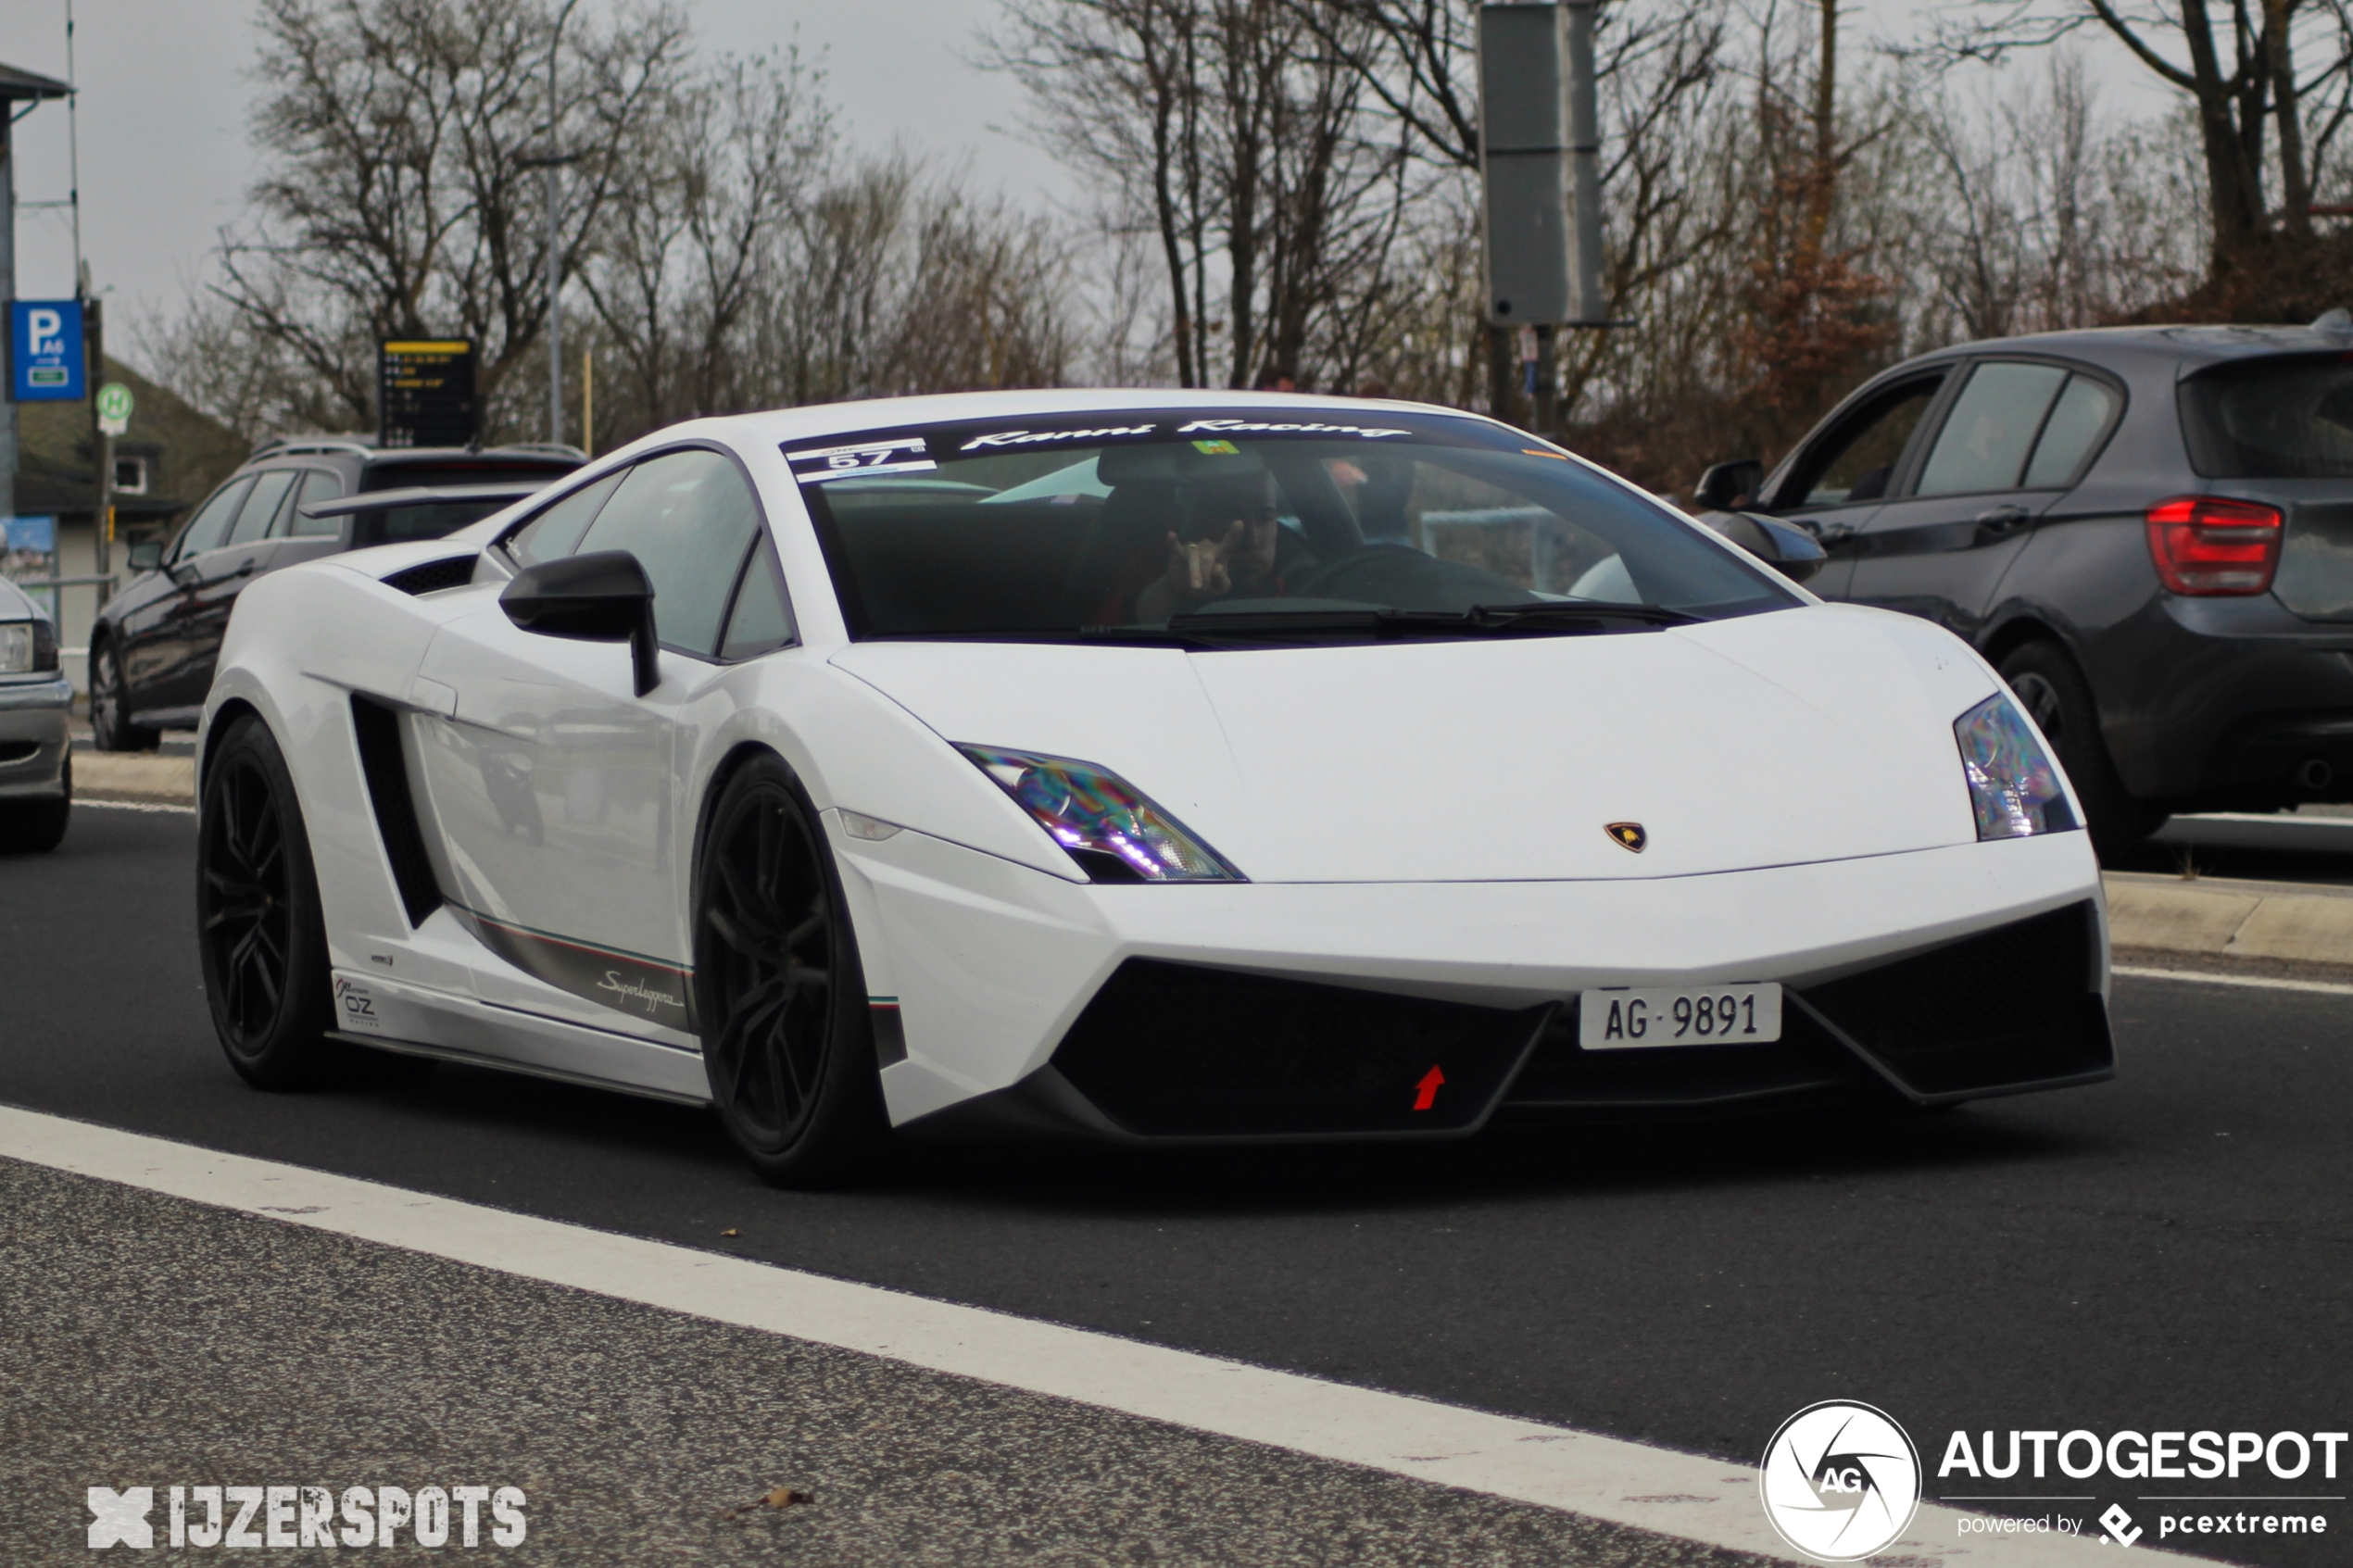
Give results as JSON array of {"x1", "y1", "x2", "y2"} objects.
[{"x1": 328, "y1": 968, "x2": 711, "y2": 1106}]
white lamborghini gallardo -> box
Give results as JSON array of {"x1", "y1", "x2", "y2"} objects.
[{"x1": 195, "y1": 391, "x2": 2111, "y2": 1184}]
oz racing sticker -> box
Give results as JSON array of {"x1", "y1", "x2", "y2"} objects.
[
  {"x1": 785, "y1": 435, "x2": 937, "y2": 484},
  {"x1": 333, "y1": 975, "x2": 381, "y2": 1032}
]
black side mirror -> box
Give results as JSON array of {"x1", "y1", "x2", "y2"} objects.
[
  {"x1": 1701, "y1": 511, "x2": 1828, "y2": 585},
  {"x1": 126, "y1": 541, "x2": 164, "y2": 572},
  {"x1": 499, "y1": 549, "x2": 660, "y2": 696},
  {"x1": 1693, "y1": 458, "x2": 1765, "y2": 513}
]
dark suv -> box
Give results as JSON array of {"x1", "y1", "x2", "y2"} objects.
[
  {"x1": 90, "y1": 439, "x2": 580, "y2": 749},
  {"x1": 1699, "y1": 320, "x2": 2353, "y2": 858}
]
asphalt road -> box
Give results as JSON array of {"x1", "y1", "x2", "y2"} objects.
[{"x1": 6, "y1": 807, "x2": 2350, "y2": 1565}]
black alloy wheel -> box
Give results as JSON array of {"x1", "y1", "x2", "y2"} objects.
[
  {"x1": 2000, "y1": 640, "x2": 2166, "y2": 863},
  {"x1": 0, "y1": 758, "x2": 69, "y2": 853},
  {"x1": 694, "y1": 754, "x2": 889, "y2": 1186},
  {"x1": 198, "y1": 714, "x2": 336, "y2": 1087},
  {"x1": 90, "y1": 641, "x2": 160, "y2": 753}
]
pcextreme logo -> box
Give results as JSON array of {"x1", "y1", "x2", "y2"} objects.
[{"x1": 1758, "y1": 1401, "x2": 1923, "y2": 1562}]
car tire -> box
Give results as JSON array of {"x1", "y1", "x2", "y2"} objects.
[
  {"x1": 198, "y1": 713, "x2": 339, "y2": 1089},
  {"x1": 0, "y1": 758, "x2": 69, "y2": 853},
  {"x1": 692, "y1": 753, "x2": 891, "y2": 1187},
  {"x1": 90, "y1": 642, "x2": 160, "y2": 752},
  {"x1": 1999, "y1": 640, "x2": 2167, "y2": 862}
]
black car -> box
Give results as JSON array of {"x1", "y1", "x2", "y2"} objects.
[
  {"x1": 1697, "y1": 319, "x2": 2353, "y2": 858},
  {"x1": 89, "y1": 440, "x2": 581, "y2": 750}
]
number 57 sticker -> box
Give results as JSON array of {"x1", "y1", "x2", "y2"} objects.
[{"x1": 786, "y1": 436, "x2": 937, "y2": 484}]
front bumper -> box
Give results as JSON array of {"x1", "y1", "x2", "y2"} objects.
[
  {"x1": 0, "y1": 678, "x2": 72, "y2": 800},
  {"x1": 840, "y1": 825, "x2": 2109, "y2": 1143}
]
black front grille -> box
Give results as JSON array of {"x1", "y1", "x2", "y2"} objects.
[
  {"x1": 1051, "y1": 959, "x2": 1550, "y2": 1136},
  {"x1": 1800, "y1": 900, "x2": 2111, "y2": 1099},
  {"x1": 382, "y1": 556, "x2": 477, "y2": 596},
  {"x1": 1504, "y1": 1002, "x2": 1860, "y2": 1113},
  {"x1": 350, "y1": 695, "x2": 443, "y2": 926}
]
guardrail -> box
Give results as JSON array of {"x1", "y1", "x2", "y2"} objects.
[{"x1": 9, "y1": 573, "x2": 116, "y2": 624}]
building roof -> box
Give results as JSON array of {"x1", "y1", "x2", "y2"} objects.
[{"x1": 0, "y1": 61, "x2": 73, "y2": 102}]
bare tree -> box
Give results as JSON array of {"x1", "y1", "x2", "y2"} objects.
[{"x1": 1931, "y1": 0, "x2": 2353, "y2": 284}]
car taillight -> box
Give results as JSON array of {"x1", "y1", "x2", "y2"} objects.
[{"x1": 2145, "y1": 496, "x2": 2284, "y2": 596}]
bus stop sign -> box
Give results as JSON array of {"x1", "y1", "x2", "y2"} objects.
[{"x1": 11, "y1": 300, "x2": 85, "y2": 402}]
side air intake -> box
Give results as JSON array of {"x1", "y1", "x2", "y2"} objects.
[
  {"x1": 382, "y1": 556, "x2": 477, "y2": 596},
  {"x1": 349, "y1": 694, "x2": 444, "y2": 925}
]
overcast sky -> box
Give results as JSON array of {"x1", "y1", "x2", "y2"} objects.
[
  {"x1": 0, "y1": 1, "x2": 2172, "y2": 368},
  {"x1": 0, "y1": 0, "x2": 1076, "y2": 357}
]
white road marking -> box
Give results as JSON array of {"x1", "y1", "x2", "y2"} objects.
[
  {"x1": 2114, "y1": 964, "x2": 2353, "y2": 997},
  {"x1": 0, "y1": 1104, "x2": 2197, "y2": 1567},
  {"x1": 75, "y1": 798, "x2": 195, "y2": 815}
]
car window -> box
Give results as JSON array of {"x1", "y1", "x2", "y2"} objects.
[
  {"x1": 1915, "y1": 362, "x2": 2070, "y2": 497},
  {"x1": 719, "y1": 536, "x2": 798, "y2": 661},
  {"x1": 507, "y1": 470, "x2": 624, "y2": 566},
  {"x1": 172, "y1": 478, "x2": 255, "y2": 563},
  {"x1": 575, "y1": 450, "x2": 765, "y2": 657},
  {"x1": 1791, "y1": 381, "x2": 1943, "y2": 508},
  {"x1": 2021, "y1": 376, "x2": 2120, "y2": 488},
  {"x1": 228, "y1": 470, "x2": 300, "y2": 546},
  {"x1": 286, "y1": 471, "x2": 344, "y2": 537},
  {"x1": 2181, "y1": 354, "x2": 2353, "y2": 477}
]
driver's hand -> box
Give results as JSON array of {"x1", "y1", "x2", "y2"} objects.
[{"x1": 1164, "y1": 521, "x2": 1247, "y2": 599}]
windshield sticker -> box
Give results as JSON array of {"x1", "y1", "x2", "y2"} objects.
[
  {"x1": 1174, "y1": 418, "x2": 1412, "y2": 440},
  {"x1": 786, "y1": 436, "x2": 937, "y2": 483},
  {"x1": 1191, "y1": 439, "x2": 1240, "y2": 456},
  {"x1": 960, "y1": 424, "x2": 1158, "y2": 451}
]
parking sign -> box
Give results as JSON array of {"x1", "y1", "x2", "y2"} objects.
[{"x1": 11, "y1": 300, "x2": 86, "y2": 402}]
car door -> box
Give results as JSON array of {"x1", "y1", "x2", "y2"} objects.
[
  {"x1": 158, "y1": 469, "x2": 303, "y2": 716},
  {"x1": 1841, "y1": 361, "x2": 2122, "y2": 640},
  {"x1": 409, "y1": 448, "x2": 772, "y2": 1039},
  {"x1": 1761, "y1": 371, "x2": 1951, "y2": 600},
  {"x1": 117, "y1": 476, "x2": 254, "y2": 721}
]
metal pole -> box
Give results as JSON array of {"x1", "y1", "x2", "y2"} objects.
[
  {"x1": 546, "y1": 0, "x2": 582, "y2": 447},
  {"x1": 1563, "y1": 0, "x2": 1604, "y2": 325},
  {"x1": 0, "y1": 112, "x2": 18, "y2": 535}
]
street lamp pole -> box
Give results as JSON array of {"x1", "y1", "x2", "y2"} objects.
[{"x1": 544, "y1": 0, "x2": 582, "y2": 448}]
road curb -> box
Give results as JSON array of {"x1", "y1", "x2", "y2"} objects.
[
  {"x1": 2106, "y1": 870, "x2": 2353, "y2": 965},
  {"x1": 76, "y1": 753, "x2": 197, "y2": 806}
]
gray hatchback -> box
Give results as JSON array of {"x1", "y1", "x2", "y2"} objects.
[
  {"x1": 1702, "y1": 318, "x2": 2353, "y2": 859},
  {"x1": 0, "y1": 576, "x2": 71, "y2": 852}
]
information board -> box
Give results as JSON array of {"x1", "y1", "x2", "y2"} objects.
[
  {"x1": 11, "y1": 301, "x2": 86, "y2": 402},
  {"x1": 377, "y1": 339, "x2": 477, "y2": 448}
]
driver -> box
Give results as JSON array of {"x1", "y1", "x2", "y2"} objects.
[{"x1": 1133, "y1": 470, "x2": 1318, "y2": 620}]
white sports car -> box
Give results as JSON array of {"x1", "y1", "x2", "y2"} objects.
[{"x1": 197, "y1": 391, "x2": 2111, "y2": 1184}]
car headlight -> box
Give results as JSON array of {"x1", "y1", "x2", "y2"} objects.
[
  {"x1": 957, "y1": 745, "x2": 1244, "y2": 883},
  {"x1": 0, "y1": 620, "x2": 57, "y2": 675},
  {"x1": 1955, "y1": 692, "x2": 2077, "y2": 839}
]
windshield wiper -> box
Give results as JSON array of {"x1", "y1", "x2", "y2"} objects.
[{"x1": 1163, "y1": 603, "x2": 1696, "y2": 637}]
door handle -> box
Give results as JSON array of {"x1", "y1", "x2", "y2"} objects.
[
  {"x1": 234, "y1": 557, "x2": 258, "y2": 577},
  {"x1": 1976, "y1": 505, "x2": 2032, "y2": 535}
]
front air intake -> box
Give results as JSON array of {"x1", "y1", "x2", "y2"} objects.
[{"x1": 349, "y1": 695, "x2": 444, "y2": 926}]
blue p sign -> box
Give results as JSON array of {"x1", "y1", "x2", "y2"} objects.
[{"x1": 12, "y1": 299, "x2": 85, "y2": 402}]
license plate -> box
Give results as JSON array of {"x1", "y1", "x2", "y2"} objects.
[{"x1": 1579, "y1": 984, "x2": 1781, "y2": 1048}]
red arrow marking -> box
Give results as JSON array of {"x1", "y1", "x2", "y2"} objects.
[{"x1": 1412, "y1": 1065, "x2": 1445, "y2": 1111}]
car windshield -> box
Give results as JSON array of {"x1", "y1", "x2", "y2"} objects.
[
  {"x1": 2183, "y1": 354, "x2": 2353, "y2": 478},
  {"x1": 791, "y1": 409, "x2": 1795, "y2": 644}
]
